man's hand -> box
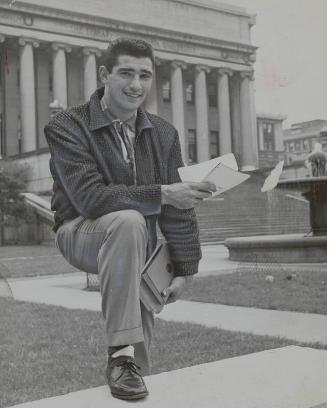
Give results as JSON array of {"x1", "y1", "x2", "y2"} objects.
[
  {"x1": 162, "y1": 276, "x2": 194, "y2": 304},
  {"x1": 161, "y1": 181, "x2": 216, "y2": 209}
]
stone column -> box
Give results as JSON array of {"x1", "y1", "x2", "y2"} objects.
[
  {"x1": 52, "y1": 43, "x2": 71, "y2": 109},
  {"x1": 145, "y1": 79, "x2": 158, "y2": 114},
  {"x1": 217, "y1": 68, "x2": 232, "y2": 155},
  {"x1": 18, "y1": 37, "x2": 39, "y2": 153},
  {"x1": 249, "y1": 75, "x2": 258, "y2": 163},
  {"x1": 195, "y1": 64, "x2": 210, "y2": 162},
  {"x1": 240, "y1": 71, "x2": 258, "y2": 170},
  {"x1": 145, "y1": 59, "x2": 160, "y2": 116},
  {"x1": 83, "y1": 48, "x2": 100, "y2": 101},
  {"x1": 0, "y1": 35, "x2": 5, "y2": 157},
  {"x1": 170, "y1": 60, "x2": 187, "y2": 162},
  {"x1": 230, "y1": 74, "x2": 242, "y2": 165}
]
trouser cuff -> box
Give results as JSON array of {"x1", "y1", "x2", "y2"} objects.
[{"x1": 108, "y1": 325, "x2": 144, "y2": 347}]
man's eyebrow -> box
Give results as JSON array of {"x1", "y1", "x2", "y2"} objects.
[{"x1": 117, "y1": 68, "x2": 153, "y2": 75}]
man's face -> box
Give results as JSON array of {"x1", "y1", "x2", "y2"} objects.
[{"x1": 101, "y1": 55, "x2": 154, "y2": 115}]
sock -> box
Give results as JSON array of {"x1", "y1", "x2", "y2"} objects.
[{"x1": 111, "y1": 345, "x2": 135, "y2": 359}]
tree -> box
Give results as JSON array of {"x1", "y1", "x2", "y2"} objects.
[{"x1": 0, "y1": 160, "x2": 35, "y2": 245}]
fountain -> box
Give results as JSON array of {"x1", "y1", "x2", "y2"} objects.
[{"x1": 224, "y1": 140, "x2": 327, "y2": 263}]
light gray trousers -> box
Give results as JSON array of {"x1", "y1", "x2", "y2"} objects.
[{"x1": 55, "y1": 209, "x2": 154, "y2": 374}]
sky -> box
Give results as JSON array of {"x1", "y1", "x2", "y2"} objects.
[{"x1": 224, "y1": 0, "x2": 327, "y2": 128}]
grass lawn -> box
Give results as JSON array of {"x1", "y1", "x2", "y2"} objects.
[
  {"x1": 1, "y1": 297, "x2": 320, "y2": 407},
  {"x1": 0, "y1": 246, "x2": 78, "y2": 279},
  {"x1": 181, "y1": 268, "x2": 327, "y2": 315}
]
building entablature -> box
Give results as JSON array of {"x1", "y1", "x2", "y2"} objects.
[
  {"x1": 256, "y1": 113, "x2": 287, "y2": 122},
  {"x1": 1, "y1": 0, "x2": 255, "y2": 42},
  {"x1": 0, "y1": 2, "x2": 257, "y2": 68}
]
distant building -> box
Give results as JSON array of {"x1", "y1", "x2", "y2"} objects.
[
  {"x1": 256, "y1": 113, "x2": 286, "y2": 168},
  {"x1": 284, "y1": 120, "x2": 327, "y2": 166},
  {"x1": 282, "y1": 119, "x2": 327, "y2": 179},
  {"x1": 0, "y1": 0, "x2": 259, "y2": 193}
]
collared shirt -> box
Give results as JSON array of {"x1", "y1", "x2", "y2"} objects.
[{"x1": 100, "y1": 96, "x2": 136, "y2": 163}]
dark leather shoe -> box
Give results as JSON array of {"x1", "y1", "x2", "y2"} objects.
[{"x1": 106, "y1": 355, "x2": 148, "y2": 400}]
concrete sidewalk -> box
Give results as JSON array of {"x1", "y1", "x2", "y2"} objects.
[
  {"x1": 8, "y1": 272, "x2": 327, "y2": 345},
  {"x1": 160, "y1": 300, "x2": 327, "y2": 345},
  {"x1": 8, "y1": 346, "x2": 327, "y2": 408},
  {"x1": 198, "y1": 244, "x2": 239, "y2": 276}
]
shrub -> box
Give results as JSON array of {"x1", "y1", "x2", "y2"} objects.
[{"x1": 0, "y1": 160, "x2": 36, "y2": 229}]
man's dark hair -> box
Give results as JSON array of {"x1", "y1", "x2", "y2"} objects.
[{"x1": 102, "y1": 38, "x2": 155, "y2": 72}]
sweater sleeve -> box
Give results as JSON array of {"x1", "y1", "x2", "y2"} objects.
[
  {"x1": 158, "y1": 133, "x2": 202, "y2": 276},
  {"x1": 44, "y1": 117, "x2": 162, "y2": 219}
]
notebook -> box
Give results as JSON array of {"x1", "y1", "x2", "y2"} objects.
[{"x1": 140, "y1": 243, "x2": 175, "y2": 314}]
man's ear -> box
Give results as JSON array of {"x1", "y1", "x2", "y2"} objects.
[{"x1": 99, "y1": 65, "x2": 110, "y2": 84}]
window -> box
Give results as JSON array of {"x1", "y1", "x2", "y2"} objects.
[
  {"x1": 302, "y1": 139, "x2": 308, "y2": 151},
  {"x1": 185, "y1": 81, "x2": 194, "y2": 104},
  {"x1": 162, "y1": 78, "x2": 170, "y2": 102},
  {"x1": 188, "y1": 129, "x2": 197, "y2": 164},
  {"x1": 208, "y1": 84, "x2": 217, "y2": 107},
  {"x1": 210, "y1": 131, "x2": 219, "y2": 158},
  {"x1": 263, "y1": 121, "x2": 275, "y2": 151}
]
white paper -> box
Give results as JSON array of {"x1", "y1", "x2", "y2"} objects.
[
  {"x1": 178, "y1": 154, "x2": 249, "y2": 196},
  {"x1": 178, "y1": 153, "x2": 238, "y2": 183},
  {"x1": 204, "y1": 164, "x2": 250, "y2": 197},
  {"x1": 261, "y1": 161, "x2": 284, "y2": 192}
]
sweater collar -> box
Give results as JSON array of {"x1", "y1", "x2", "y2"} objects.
[{"x1": 89, "y1": 87, "x2": 153, "y2": 135}]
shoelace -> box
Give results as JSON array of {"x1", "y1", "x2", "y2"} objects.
[{"x1": 120, "y1": 360, "x2": 141, "y2": 375}]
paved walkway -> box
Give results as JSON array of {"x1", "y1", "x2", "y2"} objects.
[
  {"x1": 161, "y1": 300, "x2": 327, "y2": 345},
  {"x1": 8, "y1": 272, "x2": 327, "y2": 345},
  {"x1": 4, "y1": 243, "x2": 327, "y2": 407},
  {"x1": 9, "y1": 346, "x2": 327, "y2": 408}
]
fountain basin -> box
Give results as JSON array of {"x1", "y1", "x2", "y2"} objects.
[
  {"x1": 224, "y1": 233, "x2": 327, "y2": 263},
  {"x1": 277, "y1": 176, "x2": 327, "y2": 236},
  {"x1": 224, "y1": 175, "x2": 327, "y2": 263}
]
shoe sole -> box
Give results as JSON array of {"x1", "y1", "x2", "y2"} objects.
[{"x1": 111, "y1": 391, "x2": 148, "y2": 400}]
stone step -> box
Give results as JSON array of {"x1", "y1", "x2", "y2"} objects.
[{"x1": 9, "y1": 346, "x2": 327, "y2": 408}]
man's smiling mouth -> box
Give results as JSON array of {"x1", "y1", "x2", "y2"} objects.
[{"x1": 124, "y1": 92, "x2": 143, "y2": 98}]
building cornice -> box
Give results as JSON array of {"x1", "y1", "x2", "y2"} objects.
[
  {"x1": 257, "y1": 113, "x2": 287, "y2": 121},
  {"x1": 0, "y1": 2, "x2": 257, "y2": 59},
  {"x1": 162, "y1": 0, "x2": 252, "y2": 18}
]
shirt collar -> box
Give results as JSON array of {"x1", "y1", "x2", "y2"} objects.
[
  {"x1": 89, "y1": 87, "x2": 153, "y2": 135},
  {"x1": 100, "y1": 96, "x2": 137, "y2": 131}
]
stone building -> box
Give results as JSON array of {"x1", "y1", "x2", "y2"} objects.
[
  {"x1": 281, "y1": 119, "x2": 327, "y2": 179},
  {"x1": 0, "y1": 0, "x2": 258, "y2": 192},
  {"x1": 284, "y1": 120, "x2": 327, "y2": 166},
  {"x1": 256, "y1": 113, "x2": 285, "y2": 168}
]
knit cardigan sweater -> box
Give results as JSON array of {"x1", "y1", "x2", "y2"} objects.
[{"x1": 44, "y1": 88, "x2": 201, "y2": 276}]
